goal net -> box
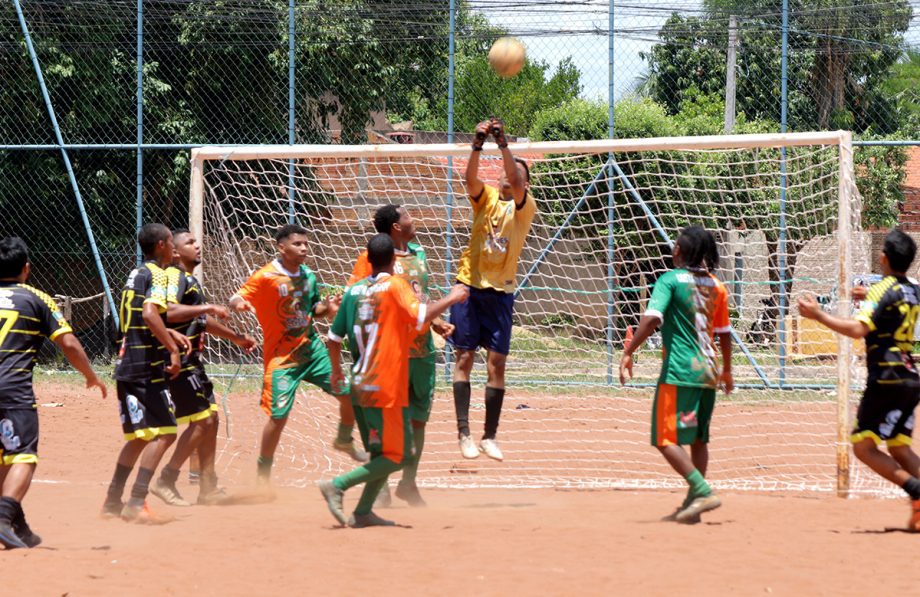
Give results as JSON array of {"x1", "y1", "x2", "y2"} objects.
[{"x1": 190, "y1": 131, "x2": 879, "y2": 496}]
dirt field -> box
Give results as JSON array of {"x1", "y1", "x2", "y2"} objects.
[{"x1": 6, "y1": 378, "x2": 920, "y2": 596}]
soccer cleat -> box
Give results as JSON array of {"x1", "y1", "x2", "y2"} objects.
[
  {"x1": 479, "y1": 438, "x2": 504, "y2": 461},
  {"x1": 12, "y1": 516, "x2": 41, "y2": 548},
  {"x1": 374, "y1": 484, "x2": 392, "y2": 509},
  {"x1": 333, "y1": 439, "x2": 370, "y2": 463},
  {"x1": 395, "y1": 482, "x2": 427, "y2": 508},
  {"x1": 909, "y1": 499, "x2": 920, "y2": 532},
  {"x1": 662, "y1": 492, "x2": 696, "y2": 522},
  {"x1": 100, "y1": 499, "x2": 125, "y2": 520},
  {"x1": 150, "y1": 478, "x2": 193, "y2": 507},
  {"x1": 0, "y1": 521, "x2": 27, "y2": 549},
  {"x1": 675, "y1": 494, "x2": 722, "y2": 524},
  {"x1": 197, "y1": 487, "x2": 232, "y2": 506},
  {"x1": 120, "y1": 501, "x2": 174, "y2": 525},
  {"x1": 317, "y1": 480, "x2": 347, "y2": 526},
  {"x1": 348, "y1": 511, "x2": 396, "y2": 528},
  {"x1": 459, "y1": 435, "x2": 479, "y2": 459}
]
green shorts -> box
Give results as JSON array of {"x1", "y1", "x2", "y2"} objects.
[
  {"x1": 355, "y1": 405, "x2": 413, "y2": 465},
  {"x1": 261, "y1": 336, "x2": 349, "y2": 419},
  {"x1": 650, "y1": 383, "x2": 716, "y2": 447},
  {"x1": 408, "y1": 356, "x2": 437, "y2": 423}
]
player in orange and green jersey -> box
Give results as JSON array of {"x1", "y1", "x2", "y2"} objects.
[
  {"x1": 620, "y1": 226, "x2": 732, "y2": 524},
  {"x1": 452, "y1": 117, "x2": 536, "y2": 462},
  {"x1": 229, "y1": 224, "x2": 366, "y2": 485},
  {"x1": 319, "y1": 234, "x2": 468, "y2": 528},
  {"x1": 0, "y1": 237, "x2": 106, "y2": 549},
  {"x1": 348, "y1": 205, "x2": 455, "y2": 507},
  {"x1": 800, "y1": 229, "x2": 920, "y2": 532}
]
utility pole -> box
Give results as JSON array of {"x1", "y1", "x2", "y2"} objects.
[{"x1": 724, "y1": 15, "x2": 738, "y2": 134}]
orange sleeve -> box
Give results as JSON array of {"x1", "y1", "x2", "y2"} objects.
[
  {"x1": 392, "y1": 277, "x2": 426, "y2": 332},
  {"x1": 713, "y1": 283, "x2": 731, "y2": 334},
  {"x1": 347, "y1": 251, "x2": 372, "y2": 285},
  {"x1": 236, "y1": 268, "x2": 263, "y2": 304}
]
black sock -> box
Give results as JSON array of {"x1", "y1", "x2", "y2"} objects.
[
  {"x1": 902, "y1": 477, "x2": 920, "y2": 500},
  {"x1": 159, "y1": 466, "x2": 179, "y2": 486},
  {"x1": 453, "y1": 381, "x2": 471, "y2": 438},
  {"x1": 0, "y1": 496, "x2": 19, "y2": 525},
  {"x1": 483, "y1": 386, "x2": 505, "y2": 440},
  {"x1": 107, "y1": 463, "x2": 133, "y2": 503},
  {"x1": 130, "y1": 467, "x2": 155, "y2": 502}
]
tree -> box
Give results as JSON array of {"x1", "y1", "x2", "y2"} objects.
[{"x1": 643, "y1": 0, "x2": 913, "y2": 133}]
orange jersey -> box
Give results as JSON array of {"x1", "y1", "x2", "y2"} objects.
[
  {"x1": 349, "y1": 273, "x2": 427, "y2": 409},
  {"x1": 235, "y1": 259, "x2": 322, "y2": 369}
]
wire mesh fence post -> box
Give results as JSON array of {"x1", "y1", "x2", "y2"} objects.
[
  {"x1": 606, "y1": 0, "x2": 616, "y2": 386},
  {"x1": 287, "y1": 0, "x2": 296, "y2": 224},
  {"x1": 778, "y1": 0, "x2": 790, "y2": 388},
  {"x1": 136, "y1": 0, "x2": 143, "y2": 264},
  {"x1": 444, "y1": 0, "x2": 457, "y2": 382}
]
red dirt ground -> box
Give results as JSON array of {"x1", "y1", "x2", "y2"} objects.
[{"x1": 7, "y1": 379, "x2": 920, "y2": 596}]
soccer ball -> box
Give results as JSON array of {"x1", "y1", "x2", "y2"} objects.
[{"x1": 488, "y1": 37, "x2": 526, "y2": 79}]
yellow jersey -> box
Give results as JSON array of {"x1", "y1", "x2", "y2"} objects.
[{"x1": 456, "y1": 184, "x2": 536, "y2": 293}]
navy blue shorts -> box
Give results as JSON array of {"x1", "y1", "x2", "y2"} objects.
[{"x1": 448, "y1": 284, "x2": 515, "y2": 355}]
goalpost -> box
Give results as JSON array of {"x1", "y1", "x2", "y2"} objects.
[{"x1": 189, "y1": 131, "x2": 878, "y2": 496}]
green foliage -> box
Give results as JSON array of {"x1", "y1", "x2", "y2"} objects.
[
  {"x1": 643, "y1": 0, "x2": 913, "y2": 133},
  {"x1": 853, "y1": 136, "x2": 908, "y2": 229}
]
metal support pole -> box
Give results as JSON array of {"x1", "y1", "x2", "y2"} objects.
[
  {"x1": 12, "y1": 0, "x2": 120, "y2": 329},
  {"x1": 724, "y1": 15, "x2": 738, "y2": 134},
  {"x1": 606, "y1": 0, "x2": 616, "y2": 386},
  {"x1": 778, "y1": 0, "x2": 789, "y2": 387},
  {"x1": 444, "y1": 0, "x2": 457, "y2": 381},
  {"x1": 287, "y1": 0, "x2": 296, "y2": 224},
  {"x1": 136, "y1": 0, "x2": 143, "y2": 265}
]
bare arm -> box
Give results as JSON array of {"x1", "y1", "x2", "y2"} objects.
[
  {"x1": 798, "y1": 295, "x2": 868, "y2": 339},
  {"x1": 326, "y1": 338, "x2": 346, "y2": 395},
  {"x1": 718, "y1": 332, "x2": 733, "y2": 394},
  {"x1": 167, "y1": 303, "x2": 229, "y2": 323},
  {"x1": 422, "y1": 284, "x2": 469, "y2": 324},
  {"x1": 492, "y1": 119, "x2": 526, "y2": 205},
  {"x1": 53, "y1": 333, "x2": 107, "y2": 398},
  {"x1": 618, "y1": 315, "x2": 661, "y2": 384},
  {"x1": 143, "y1": 302, "x2": 181, "y2": 378},
  {"x1": 465, "y1": 120, "x2": 490, "y2": 200},
  {"x1": 205, "y1": 316, "x2": 257, "y2": 351},
  {"x1": 229, "y1": 294, "x2": 256, "y2": 314}
]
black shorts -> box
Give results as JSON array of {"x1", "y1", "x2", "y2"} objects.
[
  {"x1": 851, "y1": 381, "x2": 920, "y2": 447},
  {"x1": 168, "y1": 369, "x2": 214, "y2": 425},
  {"x1": 0, "y1": 407, "x2": 39, "y2": 465},
  {"x1": 117, "y1": 379, "x2": 178, "y2": 441}
]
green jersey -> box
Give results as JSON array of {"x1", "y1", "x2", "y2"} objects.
[
  {"x1": 645, "y1": 268, "x2": 731, "y2": 388},
  {"x1": 349, "y1": 241, "x2": 434, "y2": 360},
  {"x1": 329, "y1": 277, "x2": 372, "y2": 363}
]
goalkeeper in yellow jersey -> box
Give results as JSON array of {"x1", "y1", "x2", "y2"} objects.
[{"x1": 451, "y1": 117, "x2": 536, "y2": 461}]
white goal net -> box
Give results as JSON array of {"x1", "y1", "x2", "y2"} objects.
[{"x1": 190, "y1": 131, "x2": 882, "y2": 495}]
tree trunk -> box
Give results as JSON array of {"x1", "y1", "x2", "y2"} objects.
[{"x1": 814, "y1": 38, "x2": 850, "y2": 129}]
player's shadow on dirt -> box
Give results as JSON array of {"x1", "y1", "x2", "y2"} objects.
[
  {"x1": 325, "y1": 523, "x2": 413, "y2": 530},
  {"x1": 851, "y1": 527, "x2": 914, "y2": 535}
]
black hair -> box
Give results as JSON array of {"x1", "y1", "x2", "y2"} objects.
[
  {"x1": 138, "y1": 223, "x2": 171, "y2": 259},
  {"x1": 373, "y1": 204, "x2": 402, "y2": 235},
  {"x1": 367, "y1": 233, "x2": 395, "y2": 270},
  {"x1": 513, "y1": 157, "x2": 530, "y2": 183},
  {"x1": 275, "y1": 223, "x2": 308, "y2": 243},
  {"x1": 172, "y1": 227, "x2": 191, "y2": 239},
  {"x1": 675, "y1": 225, "x2": 719, "y2": 272},
  {"x1": 883, "y1": 228, "x2": 917, "y2": 273},
  {"x1": 0, "y1": 237, "x2": 29, "y2": 279}
]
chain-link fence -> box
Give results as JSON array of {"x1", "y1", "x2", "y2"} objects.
[{"x1": 1, "y1": 0, "x2": 919, "y2": 360}]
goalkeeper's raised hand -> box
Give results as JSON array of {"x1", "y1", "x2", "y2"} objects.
[
  {"x1": 490, "y1": 118, "x2": 508, "y2": 149},
  {"x1": 472, "y1": 120, "x2": 490, "y2": 151}
]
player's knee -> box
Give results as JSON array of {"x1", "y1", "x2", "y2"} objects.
[
  {"x1": 455, "y1": 350, "x2": 475, "y2": 371},
  {"x1": 487, "y1": 354, "x2": 507, "y2": 379},
  {"x1": 852, "y1": 438, "x2": 879, "y2": 461}
]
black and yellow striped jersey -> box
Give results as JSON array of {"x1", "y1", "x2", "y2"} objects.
[
  {"x1": 114, "y1": 261, "x2": 186, "y2": 382},
  {"x1": 167, "y1": 271, "x2": 206, "y2": 370},
  {"x1": 856, "y1": 275, "x2": 920, "y2": 385},
  {"x1": 0, "y1": 282, "x2": 73, "y2": 408}
]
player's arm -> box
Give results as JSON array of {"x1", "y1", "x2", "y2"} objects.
[
  {"x1": 431, "y1": 316, "x2": 455, "y2": 338},
  {"x1": 326, "y1": 302, "x2": 349, "y2": 394},
  {"x1": 798, "y1": 293, "x2": 869, "y2": 339},
  {"x1": 229, "y1": 270, "x2": 260, "y2": 314},
  {"x1": 714, "y1": 286, "x2": 733, "y2": 394},
  {"x1": 143, "y1": 302, "x2": 183, "y2": 378},
  {"x1": 205, "y1": 315, "x2": 257, "y2": 351},
  {"x1": 168, "y1": 303, "x2": 229, "y2": 323},
  {"x1": 492, "y1": 118, "x2": 526, "y2": 205},
  {"x1": 420, "y1": 284, "x2": 469, "y2": 326},
  {"x1": 718, "y1": 332, "x2": 733, "y2": 394},
  {"x1": 54, "y1": 333, "x2": 107, "y2": 398},
  {"x1": 620, "y1": 273, "x2": 673, "y2": 384},
  {"x1": 465, "y1": 120, "x2": 491, "y2": 201}
]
